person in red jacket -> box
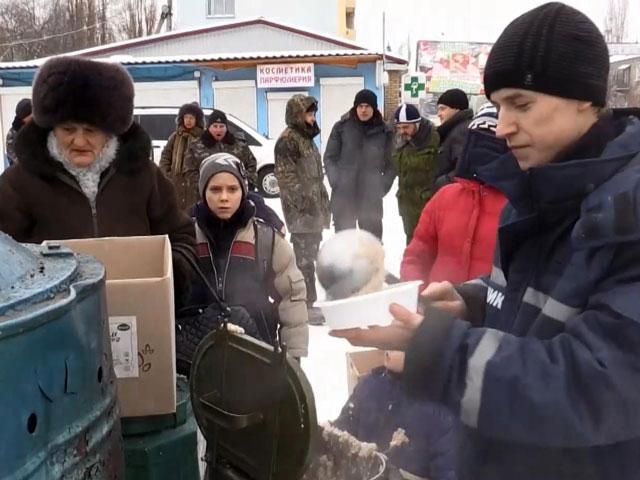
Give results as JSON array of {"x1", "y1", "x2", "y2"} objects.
[{"x1": 401, "y1": 104, "x2": 508, "y2": 286}]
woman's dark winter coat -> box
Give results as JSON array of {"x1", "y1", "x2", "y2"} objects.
[
  {"x1": 0, "y1": 121, "x2": 196, "y2": 303},
  {"x1": 323, "y1": 110, "x2": 395, "y2": 238}
]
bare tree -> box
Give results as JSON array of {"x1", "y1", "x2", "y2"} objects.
[
  {"x1": 0, "y1": 0, "x2": 115, "y2": 60},
  {"x1": 117, "y1": 0, "x2": 158, "y2": 40},
  {"x1": 604, "y1": 0, "x2": 629, "y2": 43}
]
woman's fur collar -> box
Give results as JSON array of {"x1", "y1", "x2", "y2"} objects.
[{"x1": 14, "y1": 121, "x2": 152, "y2": 178}]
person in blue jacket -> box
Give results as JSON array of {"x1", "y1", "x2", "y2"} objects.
[
  {"x1": 332, "y1": 3, "x2": 640, "y2": 479},
  {"x1": 334, "y1": 351, "x2": 458, "y2": 480}
]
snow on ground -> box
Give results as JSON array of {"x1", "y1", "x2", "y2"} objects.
[{"x1": 265, "y1": 181, "x2": 406, "y2": 422}]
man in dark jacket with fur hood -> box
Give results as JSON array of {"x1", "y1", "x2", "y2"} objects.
[
  {"x1": 0, "y1": 56, "x2": 196, "y2": 304},
  {"x1": 323, "y1": 89, "x2": 395, "y2": 239},
  {"x1": 333, "y1": 3, "x2": 640, "y2": 479},
  {"x1": 184, "y1": 109, "x2": 258, "y2": 203},
  {"x1": 160, "y1": 102, "x2": 205, "y2": 210}
]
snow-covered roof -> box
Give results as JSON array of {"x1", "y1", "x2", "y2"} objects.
[
  {"x1": 610, "y1": 54, "x2": 640, "y2": 64},
  {"x1": 0, "y1": 49, "x2": 404, "y2": 70},
  {"x1": 68, "y1": 17, "x2": 368, "y2": 56}
]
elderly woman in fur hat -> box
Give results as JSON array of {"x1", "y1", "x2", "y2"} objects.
[
  {"x1": 0, "y1": 56, "x2": 196, "y2": 302},
  {"x1": 159, "y1": 102, "x2": 205, "y2": 211}
]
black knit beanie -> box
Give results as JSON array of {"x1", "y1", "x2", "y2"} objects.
[
  {"x1": 437, "y1": 89, "x2": 469, "y2": 110},
  {"x1": 353, "y1": 89, "x2": 378, "y2": 110},
  {"x1": 484, "y1": 2, "x2": 609, "y2": 107},
  {"x1": 207, "y1": 109, "x2": 228, "y2": 128}
]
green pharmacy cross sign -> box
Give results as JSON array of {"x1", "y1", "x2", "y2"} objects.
[{"x1": 404, "y1": 76, "x2": 426, "y2": 98}]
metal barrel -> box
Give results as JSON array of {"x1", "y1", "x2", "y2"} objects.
[{"x1": 0, "y1": 233, "x2": 124, "y2": 479}]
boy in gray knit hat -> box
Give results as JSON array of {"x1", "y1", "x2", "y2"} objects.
[{"x1": 332, "y1": 3, "x2": 640, "y2": 479}]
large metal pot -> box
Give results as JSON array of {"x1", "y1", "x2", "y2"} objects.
[{"x1": 0, "y1": 233, "x2": 124, "y2": 479}]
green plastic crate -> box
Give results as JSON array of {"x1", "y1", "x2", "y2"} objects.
[{"x1": 123, "y1": 412, "x2": 199, "y2": 480}]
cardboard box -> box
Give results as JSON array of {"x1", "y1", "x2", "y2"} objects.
[
  {"x1": 346, "y1": 349, "x2": 386, "y2": 395},
  {"x1": 59, "y1": 235, "x2": 176, "y2": 418}
]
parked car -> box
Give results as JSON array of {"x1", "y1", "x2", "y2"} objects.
[{"x1": 133, "y1": 107, "x2": 280, "y2": 198}]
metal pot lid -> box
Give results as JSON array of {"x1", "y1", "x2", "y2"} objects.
[{"x1": 190, "y1": 326, "x2": 317, "y2": 480}]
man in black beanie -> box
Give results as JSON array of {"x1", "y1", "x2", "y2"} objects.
[
  {"x1": 4, "y1": 98, "x2": 32, "y2": 166},
  {"x1": 331, "y1": 3, "x2": 640, "y2": 479},
  {"x1": 184, "y1": 108, "x2": 258, "y2": 201},
  {"x1": 323, "y1": 88, "x2": 395, "y2": 239},
  {"x1": 434, "y1": 88, "x2": 474, "y2": 189}
]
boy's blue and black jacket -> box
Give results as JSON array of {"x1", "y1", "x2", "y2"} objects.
[
  {"x1": 404, "y1": 109, "x2": 640, "y2": 480},
  {"x1": 334, "y1": 367, "x2": 458, "y2": 480}
]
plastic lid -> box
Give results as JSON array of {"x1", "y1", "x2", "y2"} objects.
[{"x1": 190, "y1": 326, "x2": 317, "y2": 480}]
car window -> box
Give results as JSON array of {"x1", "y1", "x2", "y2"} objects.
[
  {"x1": 138, "y1": 114, "x2": 176, "y2": 142},
  {"x1": 227, "y1": 120, "x2": 260, "y2": 147}
]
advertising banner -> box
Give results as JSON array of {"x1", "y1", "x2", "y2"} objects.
[{"x1": 416, "y1": 41, "x2": 493, "y2": 94}]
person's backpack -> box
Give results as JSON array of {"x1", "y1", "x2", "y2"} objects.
[{"x1": 253, "y1": 218, "x2": 275, "y2": 288}]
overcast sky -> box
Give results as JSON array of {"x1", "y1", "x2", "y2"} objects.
[{"x1": 356, "y1": 0, "x2": 640, "y2": 60}]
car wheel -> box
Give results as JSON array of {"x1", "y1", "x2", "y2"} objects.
[{"x1": 258, "y1": 165, "x2": 279, "y2": 198}]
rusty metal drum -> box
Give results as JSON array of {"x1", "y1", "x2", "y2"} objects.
[{"x1": 0, "y1": 232, "x2": 124, "y2": 479}]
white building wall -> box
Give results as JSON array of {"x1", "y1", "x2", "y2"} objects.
[
  {"x1": 92, "y1": 25, "x2": 349, "y2": 58},
  {"x1": 175, "y1": 0, "x2": 339, "y2": 37}
]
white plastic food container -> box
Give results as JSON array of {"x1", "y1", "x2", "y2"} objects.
[{"x1": 316, "y1": 281, "x2": 422, "y2": 330}]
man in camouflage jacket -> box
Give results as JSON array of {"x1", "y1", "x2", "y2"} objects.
[
  {"x1": 392, "y1": 103, "x2": 440, "y2": 242},
  {"x1": 274, "y1": 95, "x2": 330, "y2": 322},
  {"x1": 184, "y1": 109, "x2": 257, "y2": 207}
]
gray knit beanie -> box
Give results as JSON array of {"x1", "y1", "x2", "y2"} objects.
[{"x1": 198, "y1": 152, "x2": 248, "y2": 199}]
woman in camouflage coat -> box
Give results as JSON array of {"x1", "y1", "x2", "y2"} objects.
[{"x1": 159, "y1": 102, "x2": 204, "y2": 210}]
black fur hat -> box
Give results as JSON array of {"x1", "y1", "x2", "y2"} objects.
[
  {"x1": 32, "y1": 56, "x2": 134, "y2": 135},
  {"x1": 177, "y1": 102, "x2": 204, "y2": 128}
]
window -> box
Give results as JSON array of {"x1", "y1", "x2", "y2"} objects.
[
  {"x1": 136, "y1": 114, "x2": 176, "y2": 142},
  {"x1": 207, "y1": 0, "x2": 235, "y2": 17},
  {"x1": 346, "y1": 8, "x2": 355, "y2": 30},
  {"x1": 615, "y1": 65, "x2": 631, "y2": 89},
  {"x1": 227, "y1": 120, "x2": 260, "y2": 147}
]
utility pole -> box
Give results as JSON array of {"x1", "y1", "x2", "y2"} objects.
[
  {"x1": 382, "y1": 11, "x2": 386, "y2": 68},
  {"x1": 155, "y1": 1, "x2": 174, "y2": 34}
]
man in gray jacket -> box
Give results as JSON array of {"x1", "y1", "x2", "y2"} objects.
[{"x1": 323, "y1": 89, "x2": 395, "y2": 240}]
